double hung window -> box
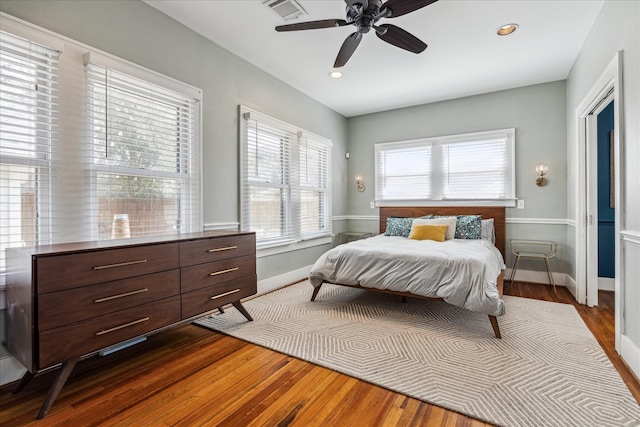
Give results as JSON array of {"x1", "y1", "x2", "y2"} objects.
[
  {"x1": 375, "y1": 128, "x2": 515, "y2": 205},
  {"x1": 0, "y1": 31, "x2": 59, "y2": 285},
  {"x1": 240, "y1": 107, "x2": 332, "y2": 248},
  {"x1": 85, "y1": 57, "x2": 201, "y2": 239}
]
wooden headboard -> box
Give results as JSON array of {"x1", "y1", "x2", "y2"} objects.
[{"x1": 379, "y1": 206, "x2": 506, "y2": 258}]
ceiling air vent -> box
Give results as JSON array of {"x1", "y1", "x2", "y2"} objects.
[{"x1": 263, "y1": 0, "x2": 307, "y2": 22}]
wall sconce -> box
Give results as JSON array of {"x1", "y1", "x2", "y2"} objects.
[
  {"x1": 535, "y1": 164, "x2": 548, "y2": 186},
  {"x1": 355, "y1": 175, "x2": 365, "y2": 192}
]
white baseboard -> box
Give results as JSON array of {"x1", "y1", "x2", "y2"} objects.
[
  {"x1": 598, "y1": 277, "x2": 615, "y2": 291},
  {"x1": 0, "y1": 355, "x2": 26, "y2": 386},
  {"x1": 620, "y1": 334, "x2": 640, "y2": 381},
  {"x1": 564, "y1": 274, "x2": 578, "y2": 299},
  {"x1": 255, "y1": 265, "x2": 311, "y2": 297}
]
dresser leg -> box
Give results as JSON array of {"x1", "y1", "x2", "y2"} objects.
[
  {"x1": 231, "y1": 301, "x2": 253, "y2": 321},
  {"x1": 12, "y1": 370, "x2": 35, "y2": 394},
  {"x1": 37, "y1": 357, "x2": 79, "y2": 419}
]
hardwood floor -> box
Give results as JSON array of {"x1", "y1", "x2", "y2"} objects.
[{"x1": 1, "y1": 282, "x2": 638, "y2": 426}]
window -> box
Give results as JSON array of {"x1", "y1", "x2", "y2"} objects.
[
  {"x1": 375, "y1": 129, "x2": 515, "y2": 206},
  {"x1": 85, "y1": 57, "x2": 201, "y2": 240},
  {"x1": 0, "y1": 19, "x2": 204, "y2": 291},
  {"x1": 240, "y1": 107, "x2": 332, "y2": 248},
  {"x1": 0, "y1": 31, "x2": 59, "y2": 286}
]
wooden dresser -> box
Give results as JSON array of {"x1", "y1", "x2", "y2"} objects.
[{"x1": 6, "y1": 231, "x2": 256, "y2": 419}]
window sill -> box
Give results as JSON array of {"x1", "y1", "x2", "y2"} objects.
[
  {"x1": 374, "y1": 199, "x2": 517, "y2": 208},
  {"x1": 257, "y1": 235, "x2": 332, "y2": 258}
]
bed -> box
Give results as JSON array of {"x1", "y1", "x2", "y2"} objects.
[{"x1": 308, "y1": 206, "x2": 507, "y2": 338}]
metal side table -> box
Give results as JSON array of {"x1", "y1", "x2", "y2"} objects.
[{"x1": 509, "y1": 239, "x2": 558, "y2": 293}]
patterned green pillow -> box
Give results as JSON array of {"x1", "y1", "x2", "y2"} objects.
[
  {"x1": 384, "y1": 217, "x2": 414, "y2": 237},
  {"x1": 454, "y1": 215, "x2": 482, "y2": 239}
]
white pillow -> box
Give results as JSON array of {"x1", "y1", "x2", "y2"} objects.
[
  {"x1": 411, "y1": 217, "x2": 457, "y2": 240},
  {"x1": 481, "y1": 218, "x2": 495, "y2": 244}
]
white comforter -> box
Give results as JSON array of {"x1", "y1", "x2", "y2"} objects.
[{"x1": 309, "y1": 235, "x2": 506, "y2": 316}]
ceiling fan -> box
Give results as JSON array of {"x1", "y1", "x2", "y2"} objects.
[{"x1": 275, "y1": 0, "x2": 438, "y2": 68}]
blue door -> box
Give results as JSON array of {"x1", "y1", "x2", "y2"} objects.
[{"x1": 597, "y1": 101, "x2": 615, "y2": 278}]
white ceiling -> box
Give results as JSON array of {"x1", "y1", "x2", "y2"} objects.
[{"x1": 144, "y1": 0, "x2": 604, "y2": 117}]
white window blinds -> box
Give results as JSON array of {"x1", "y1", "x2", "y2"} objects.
[
  {"x1": 0, "y1": 31, "x2": 59, "y2": 285},
  {"x1": 240, "y1": 107, "x2": 332, "y2": 248},
  {"x1": 243, "y1": 118, "x2": 293, "y2": 244},
  {"x1": 376, "y1": 141, "x2": 431, "y2": 200},
  {"x1": 375, "y1": 129, "x2": 515, "y2": 204},
  {"x1": 299, "y1": 134, "x2": 331, "y2": 238},
  {"x1": 442, "y1": 137, "x2": 510, "y2": 199},
  {"x1": 85, "y1": 61, "x2": 201, "y2": 240}
]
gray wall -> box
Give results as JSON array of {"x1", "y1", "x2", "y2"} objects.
[
  {"x1": 566, "y1": 1, "x2": 640, "y2": 353},
  {"x1": 0, "y1": 0, "x2": 349, "y2": 282},
  {"x1": 346, "y1": 81, "x2": 570, "y2": 274}
]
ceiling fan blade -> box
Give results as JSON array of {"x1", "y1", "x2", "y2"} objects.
[
  {"x1": 376, "y1": 24, "x2": 427, "y2": 53},
  {"x1": 276, "y1": 19, "x2": 349, "y2": 32},
  {"x1": 381, "y1": 0, "x2": 438, "y2": 18},
  {"x1": 334, "y1": 32, "x2": 363, "y2": 68}
]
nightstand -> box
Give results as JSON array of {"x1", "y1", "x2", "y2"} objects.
[
  {"x1": 509, "y1": 239, "x2": 558, "y2": 293},
  {"x1": 337, "y1": 231, "x2": 372, "y2": 244}
]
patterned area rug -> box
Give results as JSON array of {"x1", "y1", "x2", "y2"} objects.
[{"x1": 194, "y1": 282, "x2": 640, "y2": 427}]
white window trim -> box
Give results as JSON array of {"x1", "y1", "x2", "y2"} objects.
[
  {"x1": 239, "y1": 106, "x2": 332, "y2": 253},
  {"x1": 374, "y1": 128, "x2": 516, "y2": 208},
  {"x1": 374, "y1": 199, "x2": 517, "y2": 208},
  {"x1": 84, "y1": 59, "x2": 202, "y2": 240}
]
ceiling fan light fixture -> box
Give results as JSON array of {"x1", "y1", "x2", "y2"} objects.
[
  {"x1": 497, "y1": 23, "x2": 519, "y2": 36},
  {"x1": 329, "y1": 71, "x2": 343, "y2": 79}
]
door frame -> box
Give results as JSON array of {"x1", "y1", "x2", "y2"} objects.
[{"x1": 574, "y1": 51, "x2": 624, "y2": 352}]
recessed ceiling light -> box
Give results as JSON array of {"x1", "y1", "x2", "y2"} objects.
[
  {"x1": 329, "y1": 71, "x2": 343, "y2": 79},
  {"x1": 497, "y1": 23, "x2": 519, "y2": 36}
]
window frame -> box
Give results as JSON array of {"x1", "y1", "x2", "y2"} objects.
[
  {"x1": 239, "y1": 106, "x2": 332, "y2": 251},
  {"x1": 374, "y1": 128, "x2": 516, "y2": 207},
  {"x1": 0, "y1": 30, "x2": 59, "y2": 287},
  {"x1": 84, "y1": 53, "x2": 202, "y2": 241}
]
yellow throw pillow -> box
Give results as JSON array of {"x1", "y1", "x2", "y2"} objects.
[
  {"x1": 408, "y1": 224, "x2": 448, "y2": 242},
  {"x1": 411, "y1": 217, "x2": 457, "y2": 239}
]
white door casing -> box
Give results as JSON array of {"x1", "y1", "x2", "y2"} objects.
[{"x1": 574, "y1": 51, "x2": 623, "y2": 353}]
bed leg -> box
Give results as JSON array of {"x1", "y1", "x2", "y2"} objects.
[
  {"x1": 488, "y1": 315, "x2": 501, "y2": 339},
  {"x1": 311, "y1": 284, "x2": 322, "y2": 301}
]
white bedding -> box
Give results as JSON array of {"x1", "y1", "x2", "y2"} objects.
[{"x1": 309, "y1": 235, "x2": 506, "y2": 317}]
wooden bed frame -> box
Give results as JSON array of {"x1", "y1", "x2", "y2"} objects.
[{"x1": 311, "y1": 206, "x2": 506, "y2": 338}]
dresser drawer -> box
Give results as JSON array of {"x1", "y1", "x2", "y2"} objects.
[
  {"x1": 38, "y1": 296, "x2": 180, "y2": 369},
  {"x1": 38, "y1": 269, "x2": 180, "y2": 332},
  {"x1": 181, "y1": 276, "x2": 257, "y2": 319},
  {"x1": 180, "y1": 254, "x2": 255, "y2": 293},
  {"x1": 179, "y1": 234, "x2": 255, "y2": 267},
  {"x1": 36, "y1": 243, "x2": 180, "y2": 293}
]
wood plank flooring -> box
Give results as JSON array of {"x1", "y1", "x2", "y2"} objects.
[{"x1": 1, "y1": 282, "x2": 638, "y2": 426}]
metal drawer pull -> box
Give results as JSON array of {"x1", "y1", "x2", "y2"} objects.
[
  {"x1": 95, "y1": 317, "x2": 149, "y2": 336},
  {"x1": 209, "y1": 267, "x2": 239, "y2": 277},
  {"x1": 210, "y1": 289, "x2": 240, "y2": 300},
  {"x1": 93, "y1": 259, "x2": 148, "y2": 270},
  {"x1": 207, "y1": 245, "x2": 237, "y2": 253},
  {"x1": 94, "y1": 288, "x2": 149, "y2": 303}
]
